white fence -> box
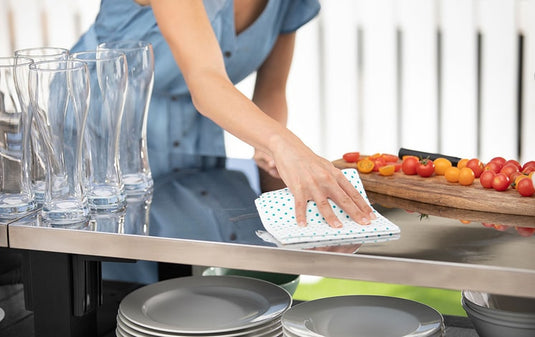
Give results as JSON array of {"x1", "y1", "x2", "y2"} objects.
[{"x1": 2, "y1": 0, "x2": 533, "y2": 164}]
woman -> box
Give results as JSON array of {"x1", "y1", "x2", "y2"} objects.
[
  {"x1": 73, "y1": 0, "x2": 375, "y2": 228},
  {"x1": 72, "y1": 1, "x2": 376, "y2": 282}
]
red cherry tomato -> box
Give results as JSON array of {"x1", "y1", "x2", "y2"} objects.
[
  {"x1": 489, "y1": 156, "x2": 506, "y2": 166},
  {"x1": 503, "y1": 159, "x2": 522, "y2": 171},
  {"x1": 372, "y1": 157, "x2": 386, "y2": 172},
  {"x1": 522, "y1": 161, "x2": 535, "y2": 171},
  {"x1": 479, "y1": 170, "x2": 496, "y2": 189},
  {"x1": 483, "y1": 161, "x2": 502, "y2": 173},
  {"x1": 342, "y1": 152, "x2": 360, "y2": 163},
  {"x1": 381, "y1": 153, "x2": 399, "y2": 162},
  {"x1": 466, "y1": 158, "x2": 484, "y2": 178},
  {"x1": 416, "y1": 159, "x2": 435, "y2": 177},
  {"x1": 500, "y1": 164, "x2": 519, "y2": 179},
  {"x1": 492, "y1": 173, "x2": 511, "y2": 191},
  {"x1": 402, "y1": 157, "x2": 419, "y2": 175},
  {"x1": 517, "y1": 178, "x2": 535, "y2": 197}
]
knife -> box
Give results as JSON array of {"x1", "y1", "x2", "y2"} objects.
[{"x1": 398, "y1": 148, "x2": 462, "y2": 166}]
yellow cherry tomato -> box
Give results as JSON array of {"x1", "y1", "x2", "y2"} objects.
[
  {"x1": 444, "y1": 167, "x2": 460, "y2": 183},
  {"x1": 357, "y1": 158, "x2": 374, "y2": 173},
  {"x1": 434, "y1": 157, "x2": 452, "y2": 175},
  {"x1": 378, "y1": 164, "x2": 396, "y2": 176},
  {"x1": 459, "y1": 167, "x2": 475, "y2": 186}
]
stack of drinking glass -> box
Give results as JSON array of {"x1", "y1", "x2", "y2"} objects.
[
  {"x1": 116, "y1": 275, "x2": 292, "y2": 337},
  {"x1": 0, "y1": 41, "x2": 154, "y2": 228}
]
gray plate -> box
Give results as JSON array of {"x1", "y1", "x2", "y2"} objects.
[
  {"x1": 282, "y1": 295, "x2": 443, "y2": 337},
  {"x1": 119, "y1": 276, "x2": 291, "y2": 334},
  {"x1": 117, "y1": 312, "x2": 282, "y2": 337}
]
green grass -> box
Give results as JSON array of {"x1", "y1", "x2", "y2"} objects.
[{"x1": 293, "y1": 277, "x2": 466, "y2": 317}]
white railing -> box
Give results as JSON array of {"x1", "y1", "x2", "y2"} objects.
[{"x1": 2, "y1": 0, "x2": 533, "y2": 164}]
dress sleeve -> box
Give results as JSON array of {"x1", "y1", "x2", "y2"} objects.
[{"x1": 280, "y1": 0, "x2": 321, "y2": 34}]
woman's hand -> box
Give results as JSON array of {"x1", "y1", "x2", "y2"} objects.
[
  {"x1": 270, "y1": 136, "x2": 376, "y2": 228},
  {"x1": 254, "y1": 149, "x2": 280, "y2": 179}
]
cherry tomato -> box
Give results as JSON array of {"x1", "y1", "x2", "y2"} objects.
[
  {"x1": 433, "y1": 157, "x2": 452, "y2": 175},
  {"x1": 458, "y1": 167, "x2": 475, "y2": 186},
  {"x1": 444, "y1": 167, "x2": 460, "y2": 183},
  {"x1": 457, "y1": 158, "x2": 469, "y2": 169},
  {"x1": 381, "y1": 154, "x2": 399, "y2": 162},
  {"x1": 510, "y1": 172, "x2": 526, "y2": 188},
  {"x1": 515, "y1": 226, "x2": 535, "y2": 237},
  {"x1": 523, "y1": 166, "x2": 535, "y2": 175},
  {"x1": 466, "y1": 158, "x2": 484, "y2": 178},
  {"x1": 517, "y1": 178, "x2": 535, "y2": 197},
  {"x1": 483, "y1": 161, "x2": 502, "y2": 173},
  {"x1": 343, "y1": 152, "x2": 360, "y2": 163},
  {"x1": 416, "y1": 159, "x2": 435, "y2": 177},
  {"x1": 500, "y1": 164, "x2": 519, "y2": 179},
  {"x1": 489, "y1": 156, "x2": 506, "y2": 167},
  {"x1": 479, "y1": 170, "x2": 496, "y2": 189},
  {"x1": 402, "y1": 157, "x2": 419, "y2": 175},
  {"x1": 357, "y1": 158, "x2": 374, "y2": 173},
  {"x1": 379, "y1": 164, "x2": 396, "y2": 176},
  {"x1": 372, "y1": 157, "x2": 386, "y2": 172},
  {"x1": 503, "y1": 159, "x2": 522, "y2": 171},
  {"x1": 522, "y1": 160, "x2": 535, "y2": 172},
  {"x1": 492, "y1": 173, "x2": 511, "y2": 191}
]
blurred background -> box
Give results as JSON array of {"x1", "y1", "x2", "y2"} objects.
[{"x1": 1, "y1": 0, "x2": 533, "y2": 164}]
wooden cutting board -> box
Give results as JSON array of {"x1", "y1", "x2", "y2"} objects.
[{"x1": 332, "y1": 158, "x2": 535, "y2": 217}]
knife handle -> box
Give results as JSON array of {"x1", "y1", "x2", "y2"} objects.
[{"x1": 398, "y1": 148, "x2": 462, "y2": 166}]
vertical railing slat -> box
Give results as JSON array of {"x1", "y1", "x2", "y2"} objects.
[
  {"x1": 0, "y1": 0, "x2": 12, "y2": 55},
  {"x1": 398, "y1": 0, "x2": 439, "y2": 153},
  {"x1": 42, "y1": 0, "x2": 76, "y2": 48},
  {"x1": 287, "y1": 17, "x2": 323, "y2": 156},
  {"x1": 478, "y1": 0, "x2": 518, "y2": 161},
  {"x1": 320, "y1": 0, "x2": 360, "y2": 160},
  {"x1": 439, "y1": 0, "x2": 479, "y2": 159},
  {"x1": 518, "y1": 0, "x2": 535, "y2": 163},
  {"x1": 358, "y1": 0, "x2": 398, "y2": 155},
  {"x1": 9, "y1": 0, "x2": 44, "y2": 50}
]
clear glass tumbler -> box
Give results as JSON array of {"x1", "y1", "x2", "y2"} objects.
[
  {"x1": 0, "y1": 57, "x2": 36, "y2": 221},
  {"x1": 14, "y1": 47, "x2": 69, "y2": 205},
  {"x1": 70, "y1": 50, "x2": 128, "y2": 213},
  {"x1": 28, "y1": 60, "x2": 90, "y2": 226},
  {"x1": 98, "y1": 41, "x2": 154, "y2": 196}
]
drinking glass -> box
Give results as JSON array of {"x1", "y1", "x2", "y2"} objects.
[
  {"x1": 70, "y1": 50, "x2": 128, "y2": 212},
  {"x1": 98, "y1": 41, "x2": 154, "y2": 196},
  {"x1": 28, "y1": 60, "x2": 90, "y2": 226},
  {"x1": 0, "y1": 57, "x2": 36, "y2": 221},
  {"x1": 14, "y1": 47, "x2": 69, "y2": 205}
]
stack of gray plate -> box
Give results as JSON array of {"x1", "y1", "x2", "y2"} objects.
[
  {"x1": 281, "y1": 295, "x2": 444, "y2": 337},
  {"x1": 462, "y1": 290, "x2": 535, "y2": 337},
  {"x1": 116, "y1": 276, "x2": 292, "y2": 337}
]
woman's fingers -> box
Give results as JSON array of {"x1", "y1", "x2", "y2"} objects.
[{"x1": 290, "y1": 167, "x2": 375, "y2": 228}]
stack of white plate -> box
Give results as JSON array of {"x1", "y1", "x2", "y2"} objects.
[
  {"x1": 281, "y1": 295, "x2": 444, "y2": 337},
  {"x1": 116, "y1": 275, "x2": 292, "y2": 337}
]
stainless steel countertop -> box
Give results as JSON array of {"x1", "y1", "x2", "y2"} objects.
[
  {"x1": 7, "y1": 204, "x2": 535, "y2": 299},
  {"x1": 5, "y1": 162, "x2": 535, "y2": 298}
]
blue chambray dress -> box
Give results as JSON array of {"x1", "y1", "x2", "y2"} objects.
[{"x1": 71, "y1": 0, "x2": 320, "y2": 283}]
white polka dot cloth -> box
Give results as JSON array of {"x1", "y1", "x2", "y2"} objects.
[{"x1": 254, "y1": 169, "x2": 400, "y2": 245}]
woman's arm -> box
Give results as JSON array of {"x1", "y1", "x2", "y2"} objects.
[{"x1": 151, "y1": 0, "x2": 375, "y2": 227}]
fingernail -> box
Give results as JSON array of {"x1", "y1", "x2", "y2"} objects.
[
  {"x1": 361, "y1": 217, "x2": 371, "y2": 225},
  {"x1": 369, "y1": 212, "x2": 377, "y2": 220},
  {"x1": 298, "y1": 221, "x2": 307, "y2": 227},
  {"x1": 333, "y1": 221, "x2": 343, "y2": 228}
]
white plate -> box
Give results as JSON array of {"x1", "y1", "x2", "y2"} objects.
[
  {"x1": 282, "y1": 295, "x2": 443, "y2": 337},
  {"x1": 119, "y1": 276, "x2": 291, "y2": 334},
  {"x1": 118, "y1": 312, "x2": 282, "y2": 337}
]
